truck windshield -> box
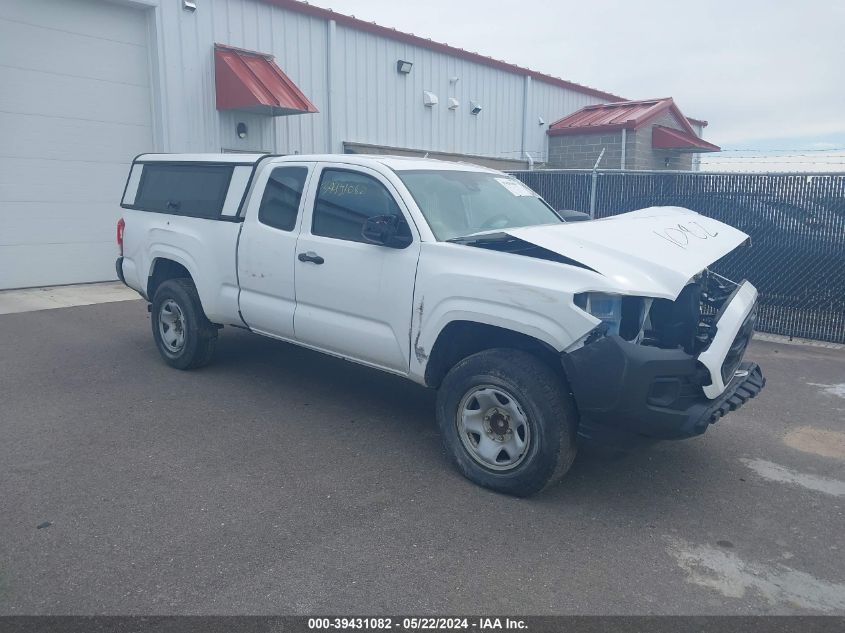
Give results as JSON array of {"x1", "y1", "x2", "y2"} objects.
[{"x1": 396, "y1": 170, "x2": 562, "y2": 241}]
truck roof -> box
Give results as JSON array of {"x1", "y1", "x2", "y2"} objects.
[{"x1": 133, "y1": 153, "x2": 500, "y2": 173}]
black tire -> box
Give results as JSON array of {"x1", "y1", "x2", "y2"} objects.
[
  {"x1": 436, "y1": 349, "x2": 577, "y2": 497},
  {"x1": 150, "y1": 278, "x2": 217, "y2": 370}
]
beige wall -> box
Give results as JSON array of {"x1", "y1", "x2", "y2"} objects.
[{"x1": 343, "y1": 142, "x2": 532, "y2": 171}]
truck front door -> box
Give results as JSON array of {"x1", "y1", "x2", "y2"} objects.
[{"x1": 293, "y1": 164, "x2": 421, "y2": 374}]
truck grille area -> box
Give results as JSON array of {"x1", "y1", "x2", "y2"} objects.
[{"x1": 642, "y1": 270, "x2": 737, "y2": 355}]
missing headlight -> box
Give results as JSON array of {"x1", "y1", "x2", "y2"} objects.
[
  {"x1": 574, "y1": 293, "x2": 649, "y2": 342},
  {"x1": 574, "y1": 293, "x2": 623, "y2": 336}
]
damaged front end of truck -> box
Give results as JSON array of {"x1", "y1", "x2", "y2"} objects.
[
  {"x1": 501, "y1": 206, "x2": 766, "y2": 442},
  {"x1": 562, "y1": 270, "x2": 764, "y2": 442}
]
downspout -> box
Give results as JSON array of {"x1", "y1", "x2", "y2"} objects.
[
  {"x1": 620, "y1": 128, "x2": 627, "y2": 170},
  {"x1": 619, "y1": 128, "x2": 627, "y2": 211},
  {"x1": 325, "y1": 19, "x2": 337, "y2": 154},
  {"x1": 521, "y1": 75, "x2": 531, "y2": 168}
]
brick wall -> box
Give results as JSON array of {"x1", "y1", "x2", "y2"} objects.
[
  {"x1": 547, "y1": 131, "x2": 625, "y2": 169},
  {"x1": 628, "y1": 111, "x2": 694, "y2": 171}
]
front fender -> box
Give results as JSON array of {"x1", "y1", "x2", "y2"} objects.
[
  {"x1": 409, "y1": 296, "x2": 596, "y2": 382},
  {"x1": 409, "y1": 242, "x2": 604, "y2": 383}
]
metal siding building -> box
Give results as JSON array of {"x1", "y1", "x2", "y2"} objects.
[
  {"x1": 0, "y1": 0, "x2": 642, "y2": 289},
  {"x1": 151, "y1": 0, "x2": 614, "y2": 160}
]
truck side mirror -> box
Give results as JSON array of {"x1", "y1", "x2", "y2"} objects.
[
  {"x1": 362, "y1": 214, "x2": 412, "y2": 249},
  {"x1": 557, "y1": 209, "x2": 591, "y2": 222}
]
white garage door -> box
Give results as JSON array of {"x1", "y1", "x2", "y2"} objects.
[{"x1": 0, "y1": 0, "x2": 154, "y2": 289}]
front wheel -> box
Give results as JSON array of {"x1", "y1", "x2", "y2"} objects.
[
  {"x1": 436, "y1": 349, "x2": 577, "y2": 496},
  {"x1": 150, "y1": 278, "x2": 217, "y2": 370}
]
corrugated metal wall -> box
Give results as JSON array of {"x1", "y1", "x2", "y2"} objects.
[
  {"x1": 150, "y1": 0, "x2": 608, "y2": 161},
  {"x1": 333, "y1": 25, "x2": 527, "y2": 158},
  {"x1": 525, "y1": 79, "x2": 604, "y2": 162}
]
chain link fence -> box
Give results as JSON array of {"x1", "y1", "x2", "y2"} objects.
[{"x1": 510, "y1": 169, "x2": 845, "y2": 344}]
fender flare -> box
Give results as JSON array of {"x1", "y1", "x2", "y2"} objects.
[{"x1": 146, "y1": 246, "x2": 201, "y2": 296}]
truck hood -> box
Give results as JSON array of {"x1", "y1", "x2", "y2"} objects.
[{"x1": 505, "y1": 206, "x2": 749, "y2": 299}]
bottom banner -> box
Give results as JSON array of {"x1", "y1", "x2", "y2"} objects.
[{"x1": 1, "y1": 617, "x2": 845, "y2": 633}]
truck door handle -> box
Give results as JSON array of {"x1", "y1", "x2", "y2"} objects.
[{"x1": 298, "y1": 251, "x2": 324, "y2": 265}]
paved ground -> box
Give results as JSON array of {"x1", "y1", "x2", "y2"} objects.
[{"x1": 1, "y1": 299, "x2": 843, "y2": 615}]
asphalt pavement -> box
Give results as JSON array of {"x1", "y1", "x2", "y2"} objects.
[{"x1": 1, "y1": 299, "x2": 843, "y2": 614}]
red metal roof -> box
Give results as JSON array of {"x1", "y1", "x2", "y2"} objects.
[
  {"x1": 548, "y1": 98, "x2": 677, "y2": 134},
  {"x1": 214, "y1": 43, "x2": 318, "y2": 116},
  {"x1": 256, "y1": 0, "x2": 624, "y2": 103},
  {"x1": 547, "y1": 97, "x2": 708, "y2": 138},
  {"x1": 547, "y1": 98, "x2": 718, "y2": 152},
  {"x1": 652, "y1": 125, "x2": 720, "y2": 152}
]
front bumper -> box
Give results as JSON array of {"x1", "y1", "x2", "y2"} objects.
[{"x1": 562, "y1": 335, "x2": 765, "y2": 442}]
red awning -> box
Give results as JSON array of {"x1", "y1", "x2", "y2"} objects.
[
  {"x1": 652, "y1": 125, "x2": 720, "y2": 152},
  {"x1": 214, "y1": 43, "x2": 318, "y2": 116}
]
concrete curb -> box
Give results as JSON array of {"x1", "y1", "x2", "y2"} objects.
[
  {"x1": 0, "y1": 281, "x2": 141, "y2": 315},
  {"x1": 754, "y1": 332, "x2": 844, "y2": 351}
]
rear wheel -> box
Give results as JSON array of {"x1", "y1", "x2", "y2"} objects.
[
  {"x1": 151, "y1": 278, "x2": 217, "y2": 370},
  {"x1": 436, "y1": 349, "x2": 577, "y2": 496}
]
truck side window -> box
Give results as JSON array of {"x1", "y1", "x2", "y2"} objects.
[
  {"x1": 258, "y1": 167, "x2": 308, "y2": 231},
  {"x1": 134, "y1": 164, "x2": 232, "y2": 218},
  {"x1": 312, "y1": 169, "x2": 407, "y2": 243}
]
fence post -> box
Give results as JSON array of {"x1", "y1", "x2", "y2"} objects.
[{"x1": 589, "y1": 148, "x2": 605, "y2": 219}]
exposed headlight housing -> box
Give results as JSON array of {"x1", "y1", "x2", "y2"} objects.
[
  {"x1": 574, "y1": 292, "x2": 653, "y2": 344},
  {"x1": 574, "y1": 292, "x2": 623, "y2": 336}
]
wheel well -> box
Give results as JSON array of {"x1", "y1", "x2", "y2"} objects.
[
  {"x1": 423, "y1": 321, "x2": 562, "y2": 388},
  {"x1": 147, "y1": 259, "x2": 192, "y2": 299}
]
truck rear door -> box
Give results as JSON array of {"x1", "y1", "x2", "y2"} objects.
[{"x1": 237, "y1": 161, "x2": 315, "y2": 338}]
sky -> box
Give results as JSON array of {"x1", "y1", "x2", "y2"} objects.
[{"x1": 309, "y1": 0, "x2": 845, "y2": 171}]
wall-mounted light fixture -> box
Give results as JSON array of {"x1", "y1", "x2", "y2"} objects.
[
  {"x1": 538, "y1": 116, "x2": 545, "y2": 126},
  {"x1": 423, "y1": 91, "x2": 439, "y2": 107},
  {"x1": 396, "y1": 60, "x2": 413, "y2": 74},
  {"x1": 449, "y1": 76, "x2": 460, "y2": 84},
  {"x1": 183, "y1": 0, "x2": 197, "y2": 11},
  {"x1": 469, "y1": 101, "x2": 482, "y2": 115},
  {"x1": 237, "y1": 122, "x2": 248, "y2": 139},
  {"x1": 448, "y1": 97, "x2": 460, "y2": 110}
]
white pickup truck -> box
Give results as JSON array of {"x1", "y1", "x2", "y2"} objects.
[{"x1": 117, "y1": 153, "x2": 764, "y2": 496}]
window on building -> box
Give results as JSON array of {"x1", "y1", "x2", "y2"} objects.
[
  {"x1": 258, "y1": 167, "x2": 308, "y2": 231},
  {"x1": 312, "y1": 169, "x2": 409, "y2": 243},
  {"x1": 134, "y1": 164, "x2": 233, "y2": 218}
]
